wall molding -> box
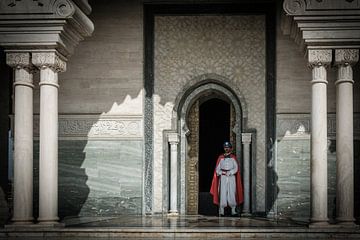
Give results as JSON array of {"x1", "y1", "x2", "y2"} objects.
[{"x1": 32, "y1": 114, "x2": 143, "y2": 140}]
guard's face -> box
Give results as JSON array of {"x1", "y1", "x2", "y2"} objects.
[{"x1": 224, "y1": 147, "x2": 232, "y2": 154}]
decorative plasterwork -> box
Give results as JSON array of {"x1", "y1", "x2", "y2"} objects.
[
  {"x1": 6, "y1": 52, "x2": 32, "y2": 69},
  {"x1": 334, "y1": 49, "x2": 360, "y2": 66},
  {"x1": 32, "y1": 115, "x2": 144, "y2": 140},
  {"x1": 154, "y1": 15, "x2": 266, "y2": 213},
  {"x1": 32, "y1": 51, "x2": 66, "y2": 72},
  {"x1": 282, "y1": 0, "x2": 360, "y2": 51},
  {"x1": 308, "y1": 49, "x2": 332, "y2": 67},
  {"x1": 276, "y1": 113, "x2": 360, "y2": 140},
  {"x1": 0, "y1": 0, "x2": 94, "y2": 57}
]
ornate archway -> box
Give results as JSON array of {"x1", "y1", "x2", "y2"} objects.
[{"x1": 176, "y1": 82, "x2": 244, "y2": 214}]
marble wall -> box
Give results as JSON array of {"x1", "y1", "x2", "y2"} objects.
[
  {"x1": 33, "y1": 139, "x2": 143, "y2": 218},
  {"x1": 275, "y1": 113, "x2": 360, "y2": 220}
]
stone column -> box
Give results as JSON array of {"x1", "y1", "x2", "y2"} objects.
[
  {"x1": 334, "y1": 49, "x2": 359, "y2": 225},
  {"x1": 168, "y1": 132, "x2": 179, "y2": 214},
  {"x1": 308, "y1": 49, "x2": 332, "y2": 226},
  {"x1": 6, "y1": 53, "x2": 34, "y2": 224},
  {"x1": 32, "y1": 52, "x2": 66, "y2": 224},
  {"x1": 241, "y1": 133, "x2": 252, "y2": 215}
]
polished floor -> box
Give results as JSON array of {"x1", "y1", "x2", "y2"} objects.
[
  {"x1": 1, "y1": 215, "x2": 360, "y2": 239},
  {"x1": 63, "y1": 215, "x2": 306, "y2": 228}
]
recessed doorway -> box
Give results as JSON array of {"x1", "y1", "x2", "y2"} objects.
[{"x1": 198, "y1": 98, "x2": 231, "y2": 216}]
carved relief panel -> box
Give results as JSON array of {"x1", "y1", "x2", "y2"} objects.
[{"x1": 186, "y1": 100, "x2": 199, "y2": 214}]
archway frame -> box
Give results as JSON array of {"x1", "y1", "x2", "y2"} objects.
[{"x1": 173, "y1": 76, "x2": 247, "y2": 214}]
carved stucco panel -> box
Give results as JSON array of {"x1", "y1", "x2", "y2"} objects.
[
  {"x1": 154, "y1": 15, "x2": 266, "y2": 212},
  {"x1": 33, "y1": 115, "x2": 143, "y2": 140}
]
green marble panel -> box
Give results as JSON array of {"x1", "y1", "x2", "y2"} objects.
[
  {"x1": 34, "y1": 140, "x2": 143, "y2": 218},
  {"x1": 276, "y1": 138, "x2": 336, "y2": 220}
]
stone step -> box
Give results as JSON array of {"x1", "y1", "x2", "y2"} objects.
[{"x1": 1, "y1": 226, "x2": 360, "y2": 239}]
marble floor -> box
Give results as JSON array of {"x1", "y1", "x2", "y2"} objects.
[
  {"x1": 1, "y1": 216, "x2": 360, "y2": 239},
  {"x1": 63, "y1": 215, "x2": 306, "y2": 228}
]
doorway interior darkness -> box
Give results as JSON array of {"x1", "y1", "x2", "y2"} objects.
[{"x1": 198, "y1": 98, "x2": 230, "y2": 216}]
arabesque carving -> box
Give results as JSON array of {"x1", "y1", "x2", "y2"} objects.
[{"x1": 32, "y1": 52, "x2": 66, "y2": 72}]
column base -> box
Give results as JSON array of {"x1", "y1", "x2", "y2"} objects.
[
  {"x1": 36, "y1": 222, "x2": 65, "y2": 228},
  {"x1": 168, "y1": 210, "x2": 179, "y2": 216},
  {"x1": 309, "y1": 220, "x2": 330, "y2": 228},
  {"x1": 9, "y1": 217, "x2": 34, "y2": 225},
  {"x1": 335, "y1": 218, "x2": 358, "y2": 228},
  {"x1": 37, "y1": 216, "x2": 60, "y2": 226}
]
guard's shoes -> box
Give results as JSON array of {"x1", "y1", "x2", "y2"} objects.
[
  {"x1": 231, "y1": 207, "x2": 237, "y2": 216},
  {"x1": 219, "y1": 207, "x2": 225, "y2": 217}
]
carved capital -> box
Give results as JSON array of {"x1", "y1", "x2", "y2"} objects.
[
  {"x1": 6, "y1": 52, "x2": 32, "y2": 69},
  {"x1": 335, "y1": 49, "x2": 359, "y2": 66},
  {"x1": 168, "y1": 132, "x2": 179, "y2": 145},
  {"x1": 283, "y1": 0, "x2": 306, "y2": 15},
  {"x1": 241, "y1": 133, "x2": 252, "y2": 144},
  {"x1": 32, "y1": 52, "x2": 66, "y2": 72},
  {"x1": 308, "y1": 49, "x2": 332, "y2": 68}
]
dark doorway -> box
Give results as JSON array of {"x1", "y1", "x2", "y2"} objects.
[{"x1": 198, "y1": 98, "x2": 230, "y2": 215}]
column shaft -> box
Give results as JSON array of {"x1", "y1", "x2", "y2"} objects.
[
  {"x1": 6, "y1": 53, "x2": 34, "y2": 224},
  {"x1": 12, "y1": 67, "x2": 34, "y2": 223},
  {"x1": 334, "y1": 48, "x2": 358, "y2": 225},
  {"x1": 168, "y1": 133, "x2": 179, "y2": 214},
  {"x1": 38, "y1": 67, "x2": 59, "y2": 223},
  {"x1": 308, "y1": 49, "x2": 331, "y2": 226},
  {"x1": 242, "y1": 133, "x2": 252, "y2": 214},
  {"x1": 310, "y1": 65, "x2": 329, "y2": 224}
]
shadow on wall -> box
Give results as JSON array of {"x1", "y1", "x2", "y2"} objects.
[
  {"x1": 32, "y1": 139, "x2": 90, "y2": 219},
  {"x1": 21, "y1": 97, "x2": 144, "y2": 220}
]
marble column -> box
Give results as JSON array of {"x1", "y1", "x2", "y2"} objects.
[
  {"x1": 32, "y1": 52, "x2": 66, "y2": 224},
  {"x1": 241, "y1": 133, "x2": 252, "y2": 215},
  {"x1": 6, "y1": 53, "x2": 34, "y2": 224},
  {"x1": 308, "y1": 49, "x2": 332, "y2": 226},
  {"x1": 168, "y1": 132, "x2": 179, "y2": 214},
  {"x1": 334, "y1": 49, "x2": 359, "y2": 225}
]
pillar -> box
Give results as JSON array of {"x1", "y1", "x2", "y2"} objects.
[
  {"x1": 241, "y1": 133, "x2": 252, "y2": 215},
  {"x1": 308, "y1": 49, "x2": 332, "y2": 226},
  {"x1": 334, "y1": 49, "x2": 359, "y2": 225},
  {"x1": 6, "y1": 52, "x2": 34, "y2": 224},
  {"x1": 168, "y1": 132, "x2": 179, "y2": 214},
  {"x1": 32, "y1": 52, "x2": 66, "y2": 224}
]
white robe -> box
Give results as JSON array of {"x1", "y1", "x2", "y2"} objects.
[{"x1": 216, "y1": 156, "x2": 238, "y2": 208}]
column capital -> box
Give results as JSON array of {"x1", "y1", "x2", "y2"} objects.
[
  {"x1": 6, "y1": 52, "x2": 35, "y2": 88},
  {"x1": 308, "y1": 49, "x2": 332, "y2": 68},
  {"x1": 334, "y1": 49, "x2": 359, "y2": 66},
  {"x1": 168, "y1": 132, "x2": 179, "y2": 145},
  {"x1": 241, "y1": 133, "x2": 252, "y2": 144},
  {"x1": 6, "y1": 52, "x2": 32, "y2": 69},
  {"x1": 32, "y1": 52, "x2": 66, "y2": 72}
]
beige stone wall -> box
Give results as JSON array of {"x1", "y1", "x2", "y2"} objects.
[{"x1": 33, "y1": 0, "x2": 144, "y2": 115}]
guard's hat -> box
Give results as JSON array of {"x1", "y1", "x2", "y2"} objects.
[{"x1": 223, "y1": 141, "x2": 232, "y2": 148}]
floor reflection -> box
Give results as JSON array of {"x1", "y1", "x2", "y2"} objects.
[{"x1": 64, "y1": 215, "x2": 307, "y2": 228}]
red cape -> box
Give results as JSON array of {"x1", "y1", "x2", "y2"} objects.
[{"x1": 210, "y1": 153, "x2": 244, "y2": 205}]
